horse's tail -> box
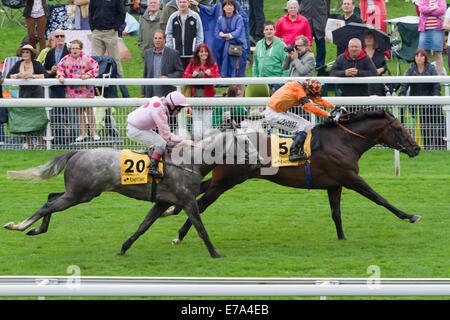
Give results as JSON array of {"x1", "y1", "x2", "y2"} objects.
[{"x1": 7, "y1": 151, "x2": 78, "y2": 180}]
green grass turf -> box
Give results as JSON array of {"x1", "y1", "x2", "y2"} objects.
[{"x1": 0, "y1": 149, "x2": 449, "y2": 283}]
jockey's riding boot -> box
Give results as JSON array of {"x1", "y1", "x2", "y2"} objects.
[
  {"x1": 289, "y1": 131, "x2": 309, "y2": 162},
  {"x1": 149, "y1": 157, "x2": 163, "y2": 179}
]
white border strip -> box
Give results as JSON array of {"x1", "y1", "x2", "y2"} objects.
[{"x1": 1, "y1": 277, "x2": 449, "y2": 297}]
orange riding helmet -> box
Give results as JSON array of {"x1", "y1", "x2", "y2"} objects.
[{"x1": 302, "y1": 78, "x2": 322, "y2": 97}]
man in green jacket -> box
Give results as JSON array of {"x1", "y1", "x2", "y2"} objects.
[
  {"x1": 252, "y1": 20, "x2": 288, "y2": 95},
  {"x1": 138, "y1": 0, "x2": 162, "y2": 59}
]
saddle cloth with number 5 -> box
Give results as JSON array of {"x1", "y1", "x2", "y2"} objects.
[{"x1": 270, "y1": 130, "x2": 312, "y2": 167}]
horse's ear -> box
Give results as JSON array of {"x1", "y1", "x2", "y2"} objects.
[{"x1": 230, "y1": 120, "x2": 238, "y2": 130}]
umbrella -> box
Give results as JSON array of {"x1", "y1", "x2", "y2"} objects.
[{"x1": 332, "y1": 22, "x2": 391, "y2": 52}]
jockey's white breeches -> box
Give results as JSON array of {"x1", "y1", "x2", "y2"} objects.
[
  {"x1": 126, "y1": 123, "x2": 166, "y2": 154},
  {"x1": 264, "y1": 107, "x2": 313, "y2": 133}
]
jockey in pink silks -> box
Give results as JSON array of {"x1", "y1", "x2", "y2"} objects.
[{"x1": 126, "y1": 91, "x2": 194, "y2": 178}]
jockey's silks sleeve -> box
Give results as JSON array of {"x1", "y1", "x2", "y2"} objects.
[
  {"x1": 267, "y1": 81, "x2": 306, "y2": 113},
  {"x1": 153, "y1": 106, "x2": 184, "y2": 144},
  {"x1": 267, "y1": 81, "x2": 335, "y2": 118},
  {"x1": 302, "y1": 102, "x2": 330, "y2": 118},
  {"x1": 311, "y1": 96, "x2": 335, "y2": 110},
  {"x1": 127, "y1": 98, "x2": 184, "y2": 144},
  {"x1": 302, "y1": 96, "x2": 335, "y2": 118}
]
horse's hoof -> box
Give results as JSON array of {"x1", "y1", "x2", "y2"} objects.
[
  {"x1": 160, "y1": 209, "x2": 174, "y2": 218},
  {"x1": 3, "y1": 222, "x2": 15, "y2": 230},
  {"x1": 410, "y1": 215, "x2": 421, "y2": 223},
  {"x1": 26, "y1": 228, "x2": 37, "y2": 236},
  {"x1": 171, "y1": 238, "x2": 181, "y2": 245},
  {"x1": 212, "y1": 253, "x2": 226, "y2": 259},
  {"x1": 116, "y1": 251, "x2": 125, "y2": 256}
]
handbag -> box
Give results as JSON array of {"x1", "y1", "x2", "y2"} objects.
[
  {"x1": 226, "y1": 19, "x2": 243, "y2": 57},
  {"x1": 228, "y1": 44, "x2": 243, "y2": 57}
]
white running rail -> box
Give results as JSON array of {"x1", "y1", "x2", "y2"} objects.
[{"x1": 0, "y1": 277, "x2": 450, "y2": 297}]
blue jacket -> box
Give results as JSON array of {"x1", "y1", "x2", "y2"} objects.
[
  {"x1": 199, "y1": 0, "x2": 248, "y2": 64},
  {"x1": 215, "y1": 14, "x2": 247, "y2": 77}
]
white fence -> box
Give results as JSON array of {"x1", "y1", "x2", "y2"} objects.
[
  {"x1": 0, "y1": 77, "x2": 449, "y2": 151},
  {"x1": 1, "y1": 277, "x2": 450, "y2": 297},
  {"x1": 1, "y1": 77, "x2": 449, "y2": 299}
]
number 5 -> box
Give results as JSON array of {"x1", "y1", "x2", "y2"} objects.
[{"x1": 279, "y1": 142, "x2": 288, "y2": 155}]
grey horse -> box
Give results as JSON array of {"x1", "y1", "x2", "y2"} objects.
[{"x1": 5, "y1": 129, "x2": 260, "y2": 258}]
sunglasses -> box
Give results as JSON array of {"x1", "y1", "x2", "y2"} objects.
[{"x1": 55, "y1": 35, "x2": 65, "y2": 38}]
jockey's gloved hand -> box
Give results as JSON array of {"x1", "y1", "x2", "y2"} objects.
[
  {"x1": 327, "y1": 112, "x2": 340, "y2": 122},
  {"x1": 182, "y1": 139, "x2": 195, "y2": 147},
  {"x1": 333, "y1": 113, "x2": 341, "y2": 122}
]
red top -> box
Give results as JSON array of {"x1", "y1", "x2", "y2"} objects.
[
  {"x1": 275, "y1": 13, "x2": 313, "y2": 47},
  {"x1": 182, "y1": 62, "x2": 221, "y2": 97}
]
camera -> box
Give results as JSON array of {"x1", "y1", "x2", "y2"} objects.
[{"x1": 284, "y1": 44, "x2": 297, "y2": 53}]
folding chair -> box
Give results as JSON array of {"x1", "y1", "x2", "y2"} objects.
[
  {"x1": 245, "y1": 83, "x2": 270, "y2": 98},
  {"x1": 1, "y1": 56, "x2": 21, "y2": 97},
  {"x1": 391, "y1": 22, "x2": 419, "y2": 76},
  {"x1": 1, "y1": 56, "x2": 20, "y2": 76},
  {"x1": 1, "y1": 56, "x2": 23, "y2": 147},
  {"x1": 0, "y1": 0, "x2": 25, "y2": 27},
  {"x1": 242, "y1": 84, "x2": 270, "y2": 132},
  {"x1": 92, "y1": 56, "x2": 120, "y2": 139}
]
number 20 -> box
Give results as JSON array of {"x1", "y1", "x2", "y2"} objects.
[{"x1": 124, "y1": 159, "x2": 147, "y2": 173}]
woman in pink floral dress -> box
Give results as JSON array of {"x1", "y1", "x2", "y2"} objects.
[{"x1": 57, "y1": 39, "x2": 100, "y2": 142}]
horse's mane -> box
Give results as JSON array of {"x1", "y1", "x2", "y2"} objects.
[{"x1": 315, "y1": 109, "x2": 390, "y2": 129}]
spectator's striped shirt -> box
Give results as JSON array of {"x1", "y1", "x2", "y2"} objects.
[{"x1": 425, "y1": 0, "x2": 439, "y2": 29}]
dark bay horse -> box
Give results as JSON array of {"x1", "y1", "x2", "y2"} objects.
[
  {"x1": 166, "y1": 110, "x2": 422, "y2": 245},
  {"x1": 4, "y1": 129, "x2": 258, "y2": 258}
]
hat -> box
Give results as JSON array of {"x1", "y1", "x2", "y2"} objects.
[
  {"x1": 166, "y1": 91, "x2": 189, "y2": 107},
  {"x1": 17, "y1": 44, "x2": 38, "y2": 59}
]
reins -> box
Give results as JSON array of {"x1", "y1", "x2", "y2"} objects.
[
  {"x1": 336, "y1": 122, "x2": 368, "y2": 140},
  {"x1": 161, "y1": 160, "x2": 202, "y2": 176},
  {"x1": 162, "y1": 133, "x2": 242, "y2": 177},
  {"x1": 335, "y1": 111, "x2": 398, "y2": 145}
]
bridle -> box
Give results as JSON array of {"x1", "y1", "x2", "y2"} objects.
[
  {"x1": 385, "y1": 117, "x2": 412, "y2": 153},
  {"x1": 335, "y1": 111, "x2": 409, "y2": 152}
]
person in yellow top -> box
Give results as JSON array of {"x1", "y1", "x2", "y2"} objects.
[{"x1": 265, "y1": 78, "x2": 337, "y2": 162}]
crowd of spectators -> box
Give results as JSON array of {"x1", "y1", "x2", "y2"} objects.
[{"x1": 0, "y1": 0, "x2": 448, "y2": 149}]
